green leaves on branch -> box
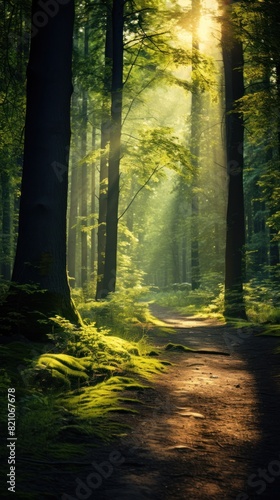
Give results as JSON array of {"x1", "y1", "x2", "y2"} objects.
[{"x1": 136, "y1": 126, "x2": 193, "y2": 179}]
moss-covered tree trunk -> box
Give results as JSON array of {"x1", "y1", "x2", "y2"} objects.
[{"x1": 3, "y1": 0, "x2": 81, "y2": 338}]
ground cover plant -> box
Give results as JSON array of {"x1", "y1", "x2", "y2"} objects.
[{"x1": 0, "y1": 287, "x2": 170, "y2": 482}]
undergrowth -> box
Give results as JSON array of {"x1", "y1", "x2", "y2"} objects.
[
  {"x1": 152, "y1": 279, "x2": 280, "y2": 327},
  {"x1": 0, "y1": 288, "x2": 168, "y2": 471}
]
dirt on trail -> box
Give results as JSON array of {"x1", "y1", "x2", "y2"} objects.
[{"x1": 28, "y1": 306, "x2": 280, "y2": 500}]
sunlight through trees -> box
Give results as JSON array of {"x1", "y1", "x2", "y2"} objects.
[{"x1": 0, "y1": 0, "x2": 279, "y2": 330}]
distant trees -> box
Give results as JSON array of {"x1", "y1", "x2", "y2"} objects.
[
  {"x1": 240, "y1": 0, "x2": 280, "y2": 279},
  {"x1": 0, "y1": 3, "x2": 29, "y2": 281}
]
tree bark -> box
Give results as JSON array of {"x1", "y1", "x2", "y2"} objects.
[
  {"x1": 3, "y1": 0, "x2": 81, "y2": 338},
  {"x1": 222, "y1": 0, "x2": 247, "y2": 319},
  {"x1": 102, "y1": 0, "x2": 124, "y2": 297},
  {"x1": 190, "y1": 0, "x2": 201, "y2": 290},
  {"x1": 96, "y1": 3, "x2": 113, "y2": 299},
  {"x1": 90, "y1": 124, "x2": 97, "y2": 281},
  {"x1": 80, "y1": 26, "x2": 89, "y2": 291},
  {"x1": 67, "y1": 148, "x2": 78, "y2": 288}
]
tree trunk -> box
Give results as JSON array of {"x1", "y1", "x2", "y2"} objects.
[
  {"x1": 3, "y1": 0, "x2": 81, "y2": 338},
  {"x1": 80, "y1": 26, "x2": 89, "y2": 291},
  {"x1": 80, "y1": 89, "x2": 88, "y2": 290},
  {"x1": 172, "y1": 238, "x2": 180, "y2": 283},
  {"x1": 222, "y1": 0, "x2": 247, "y2": 319},
  {"x1": 103, "y1": 0, "x2": 124, "y2": 297},
  {"x1": 96, "y1": 4, "x2": 113, "y2": 299},
  {"x1": 67, "y1": 143, "x2": 78, "y2": 288},
  {"x1": 182, "y1": 233, "x2": 187, "y2": 282},
  {"x1": 190, "y1": 0, "x2": 201, "y2": 290},
  {"x1": 90, "y1": 124, "x2": 97, "y2": 282}
]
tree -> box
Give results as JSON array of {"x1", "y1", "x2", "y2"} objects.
[
  {"x1": 102, "y1": 0, "x2": 125, "y2": 297},
  {"x1": 221, "y1": 0, "x2": 247, "y2": 319},
  {"x1": 80, "y1": 25, "x2": 89, "y2": 290},
  {"x1": 96, "y1": 1, "x2": 113, "y2": 299},
  {"x1": 190, "y1": 0, "x2": 201, "y2": 290},
  {"x1": 2, "y1": 0, "x2": 81, "y2": 338}
]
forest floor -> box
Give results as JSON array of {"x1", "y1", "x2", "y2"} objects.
[{"x1": 16, "y1": 305, "x2": 280, "y2": 499}]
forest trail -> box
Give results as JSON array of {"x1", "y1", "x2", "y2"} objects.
[{"x1": 59, "y1": 306, "x2": 280, "y2": 499}]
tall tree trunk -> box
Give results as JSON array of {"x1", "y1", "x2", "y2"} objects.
[
  {"x1": 3, "y1": 0, "x2": 81, "y2": 338},
  {"x1": 67, "y1": 124, "x2": 78, "y2": 288},
  {"x1": 172, "y1": 238, "x2": 180, "y2": 283},
  {"x1": 96, "y1": 4, "x2": 113, "y2": 299},
  {"x1": 80, "y1": 102, "x2": 88, "y2": 291},
  {"x1": 80, "y1": 26, "x2": 89, "y2": 291},
  {"x1": 182, "y1": 233, "x2": 187, "y2": 283},
  {"x1": 190, "y1": 0, "x2": 201, "y2": 290},
  {"x1": 222, "y1": 0, "x2": 247, "y2": 319},
  {"x1": 67, "y1": 25, "x2": 80, "y2": 289},
  {"x1": 90, "y1": 124, "x2": 96, "y2": 281},
  {"x1": 103, "y1": 0, "x2": 124, "y2": 297}
]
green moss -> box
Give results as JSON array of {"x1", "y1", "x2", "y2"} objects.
[
  {"x1": 40, "y1": 353, "x2": 88, "y2": 370},
  {"x1": 58, "y1": 376, "x2": 147, "y2": 441},
  {"x1": 126, "y1": 354, "x2": 170, "y2": 377}
]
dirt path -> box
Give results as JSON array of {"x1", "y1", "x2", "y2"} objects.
[{"x1": 47, "y1": 306, "x2": 280, "y2": 499}]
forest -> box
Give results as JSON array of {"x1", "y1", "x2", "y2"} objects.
[{"x1": 0, "y1": 0, "x2": 280, "y2": 499}]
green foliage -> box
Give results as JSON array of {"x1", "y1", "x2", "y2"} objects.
[
  {"x1": 79, "y1": 264, "x2": 151, "y2": 339},
  {"x1": 154, "y1": 286, "x2": 217, "y2": 316},
  {"x1": 245, "y1": 278, "x2": 280, "y2": 324},
  {"x1": 151, "y1": 275, "x2": 280, "y2": 326},
  {"x1": 138, "y1": 126, "x2": 193, "y2": 177},
  {"x1": 0, "y1": 314, "x2": 168, "y2": 472}
]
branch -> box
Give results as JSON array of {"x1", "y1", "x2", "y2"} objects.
[
  {"x1": 122, "y1": 73, "x2": 159, "y2": 127},
  {"x1": 123, "y1": 40, "x2": 144, "y2": 86},
  {"x1": 118, "y1": 165, "x2": 164, "y2": 221}
]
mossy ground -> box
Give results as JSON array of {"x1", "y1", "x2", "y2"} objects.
[{"x1": 0, "y1": 305, "x2": 170, "y2": 476}]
